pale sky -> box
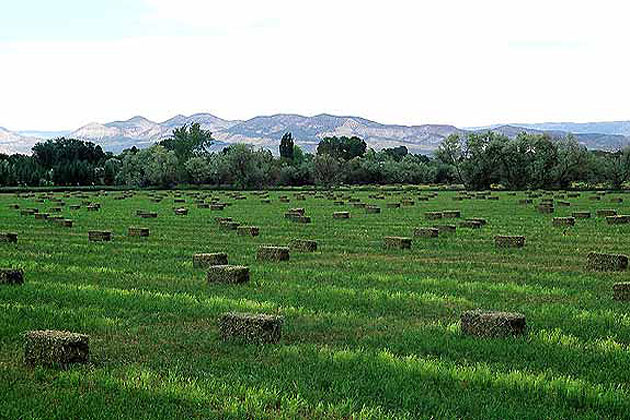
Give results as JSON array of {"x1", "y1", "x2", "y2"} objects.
[{"x1": 1, "y1": 0, "x2": 629, "y2": 131}]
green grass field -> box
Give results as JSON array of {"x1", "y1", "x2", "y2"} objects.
[{"x1": 2, "y1": 189, "x2": 630, "y2": 419}]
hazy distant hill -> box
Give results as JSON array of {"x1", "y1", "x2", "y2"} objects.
[{"x1": 3, "y1": 114, "x2": 630, "y2": 155}]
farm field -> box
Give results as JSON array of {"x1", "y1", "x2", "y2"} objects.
[{"x1": 2, "y1": 188, "x2": 630, "y2": 419}]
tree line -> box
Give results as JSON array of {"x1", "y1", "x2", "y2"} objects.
[{"x1": 1, "y1": 123, "x2": 629, "y2": 190}]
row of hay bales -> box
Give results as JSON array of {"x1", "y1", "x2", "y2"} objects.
[{"x1": 6, "y1": 188, "x2": 630, "y2": 367}]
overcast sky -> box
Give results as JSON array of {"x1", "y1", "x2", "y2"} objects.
[{"x1": 1, "y1": 0, "x2": 628, "y2": 131}]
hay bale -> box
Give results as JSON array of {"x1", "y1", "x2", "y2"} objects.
[
  {"x1": 174, "y1": 208, "x2": 188, "y2": 216},
  {"x1": 219, "y1": 221, "x2": 240, "y2": 230},
  {"x1": 610, "y1": 197, "x2": 624, "y2": 203},
  {"x1": 424, "y1": 212, "x2": 443, "y2": 220},
  {"x1": 0, "y1": 232, "x2": 18, "y2": 243},
  {"x1": 572, "y1": 211, "x2": 591, "y2": 219},
  {"x1": 537, "y1": 204, "x2": 554, "y2": 214},
  {"x1": 88, "y1": 231, "x2": 112, "y2": 242},
  {"x1": 352, "y1": 202, "x2": 366, "y2": 208},
  {"x1": 401, "y1": 200, "x2": 415, "y2": 206},
  {"x1": 210, "y1": 204, "x2": 226, "y2": 211},
  {"x1": 138, "y1": 211, "x2": 158, "y2": 218},
  {"x1": 56, "y1": 219, "x2": 73, "y2": 228},
  {"x1": 589, "y1": 196, "x2": 602, "y2": 201},
  {"x1": 34, "y1": 213, "x2": 49, "y2": 220},
  {"x1": 460, "y1": 310, "x2": 526, "y2": 338},
  {"x1": 86, "y1": 205, "x2": 100, "y2": 212},
  {"x1": 206, "y1": 265, "x2": 249, "y2": 283},
  {"x1": 433, "y1": 224, "x2": 457, "y2": 233},
  {"x1": 586, "y1": 252, "x2": 628, "y2": 271},
  {"x1": 613, "y1": 283, "x2": 630, "y2": 301},
  {"x1": 384, "y1": 236, "x2": 412, "y2": 249},
  {"x1": 288, "y1": 208, "x2": 305, "y2": 215},
  {"x1": 442, "y1": 210, "x2": 461, "y2": 218},
  {"x1": 495, "y1": 235, "x2": 525, "y2": 248},
  {"x1": 333, "y1": 211, "x2": 350, "y2": 219},
  {"x1": 552, "y1": 217, "x2": 575, "y2": 227},
  {"x1": 128, "y1": 227, "x2": 150, "y2": 237},
  {"x1": 218, "y1": 312, "x2": 283, "y2": 343},
  {"x1": 194, "y1": 253, "x2": 229, "y2": 268},
  {"x1": 467, "y1": 218, "x2": 487, "y2": 226},
  {"x1": 487, "y1": 196, "x2": 499, "y2": 201},
  {"x1": 214, "y1": 217, "x2": 232, "y2": 224},
  {"x1": 289, "y1": 239, "x2": 318, "y2": 252},
  {"x1": 597, "y1": 209, "x2": 617, "y2": 217},
  {"x1": 237, "y1": 226, "x2": 260, "y2": 237},
  {"x1": 606, "y1": 215, "x2": 630, "y2": 225},
  {"x1": 24, "y1": 330, "x2": 89, "y2": 368},
  {"x1": 257, "y1": 246, "x2": 290, "y2": 262},
  {"x1": 365, "y1": 205, "x2": 381, "y2": 214},
  {"x1": 386, "y1": 203, "x2": 401, "y2": 208},
  {"x1": 0, "y1": 268, "x2": 24, "y2": 285},
  {"x1": 459, "y1": 220, "x2": 482, "y2": 229},
  {"x1": 413, "y1": 228, "x2": 439, "y2": 238}
]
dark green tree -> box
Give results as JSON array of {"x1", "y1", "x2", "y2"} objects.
[{"x1": 279, "y1": 132, "x2": 295, "y2": 161}]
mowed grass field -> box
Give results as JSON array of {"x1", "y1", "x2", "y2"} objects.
[{"x1": 1, "y1": 189, "x2": 630, "y2": 419}]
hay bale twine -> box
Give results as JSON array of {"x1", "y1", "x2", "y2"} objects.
[
  {"x1": 613, "y1": 282, "x2": 630, "y2": 301},
  {"x1": 289, "y1": 239, "x2": 318, "y2": 252},
  {"x1": 384, "y1": 236, "x2": 412, "y2": 249},
  {"x1": 572, "y1": 211, "x2": 591, "y2": 219},
  {"x1": 606, "y1": 215, "x2": 630, "y2": 225},
  {"x1": 0, "y1": 268, "x2": 24, "y2": 285},
  {"x1": 586, "y1": 252, "x2": 628, "y2": 271},
  {"x1": 495, "y1": 235, "x2": 525, "y2": 248},
  {"x1": 194, "y1": 253, "x2": 229, "y2": 268},
  {"x1": 88, "y1": 231, "x2": 112, "y2": 242},
  {"x1": 24, "y1": 330, "x2": 89, "y2": 368},
  {"x1": 596, "y1": 209, "x2": 617, "y2": 217},
  {"x1": 413, "y1": 228, "x2": 439, "y2": 238},
  {"x1": 218, "y1": 312, "x2": 283, "y2": 343},
  {"x1": 461, "y1": 310, "x2": 526, "y2": 338},
  {"x1": 333, "y1": 211, "x2": 350, "y2": 219},
  {"x1": 206, "y1": 265, "x2": 249, "y2": 283},
  {"x1": 0, "y1": 232, "x2": 18, "y2": 243},
  {"x1": 237, "y1": 226, "x2": 260, "y2": 237},
  {"x1": 552, "y1": 217, "x2": 575, "y2": 227},
  {"x1": 128, "y1": 227, "x2": 150, "y2": 237},
  {"x1": 257, "y1": 246, "x2": 290, "y2": 262}
]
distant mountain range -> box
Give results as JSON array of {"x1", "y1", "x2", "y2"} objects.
[{"x1": 2, "y1": 113, "x2": 630, "y2": 155}]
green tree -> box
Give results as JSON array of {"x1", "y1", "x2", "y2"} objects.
[
  {"x1": 159, "y1": 123, "x2": 213, "y2": 162},
  {"x1": 279, "y1": 132, "x2": 295, "y2": 161},
  {"x1": 317, "y1": 136, "x2": 367, "y2": 161}
]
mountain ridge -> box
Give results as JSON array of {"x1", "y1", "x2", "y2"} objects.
[{"x1": 2, "y1": 113, "x2": 630, "y2": 155}]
